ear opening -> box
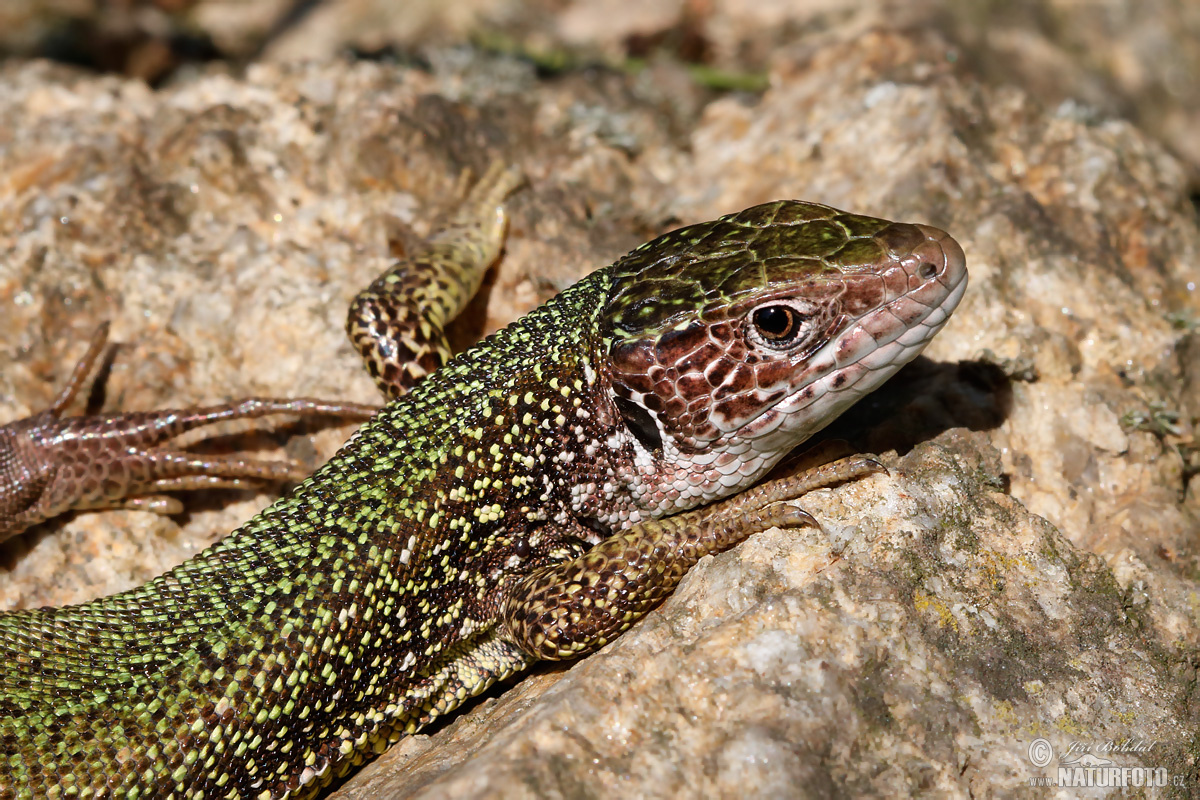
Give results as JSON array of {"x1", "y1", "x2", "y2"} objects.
[{"x1": 613, "y1": 395, "x2": 663, "y2": 455}]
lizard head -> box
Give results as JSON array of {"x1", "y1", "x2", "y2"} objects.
[{"x1": 601, "y1": 200, "x2": 968, "y2": 514}]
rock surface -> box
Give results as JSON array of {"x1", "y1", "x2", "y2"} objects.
[
  {"x1": 4, "y1": 0, "x2": 1197, "y2": 175},
  {"x1": 0, "y1": 2, "x2": 1197, "y2": 798}
]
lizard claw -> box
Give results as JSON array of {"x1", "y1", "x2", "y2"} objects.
[{"x1": 763, "y1": 503, "x2": 821, "y2": 532}]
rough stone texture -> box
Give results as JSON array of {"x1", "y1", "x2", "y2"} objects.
[
  {"x1": 0, "y1": 52, "x2": 686, "y2": 609},
  {"x1": 347, "y1": 435, "x2": 1192, "y2": 798},
  {"x1": 0, "y1": 4, "x2": 1198, "y2": 799},
  {"x1": 2, "y1": 1, "x2": 1198, "y2": 175},
  {"x1": 268, "y1": 0, "x2": 1200, "y2": 180}
]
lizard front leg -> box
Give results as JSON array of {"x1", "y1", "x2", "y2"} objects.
[{"x1": 502, "y1": 456, "x2": 886, "y2": 660}]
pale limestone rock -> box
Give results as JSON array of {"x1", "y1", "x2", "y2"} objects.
[{"x1": 0, "y1": 6, "x2": 1196, "y2": 799}]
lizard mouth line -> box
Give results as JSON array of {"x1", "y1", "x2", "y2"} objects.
[
  {"x1": 794, "y1": 259, "x2": 968, "y2": 404},
  {"x1": 739, "y1": 225, "x2": 968, "y2": 442},
  {"x1": 800, "y1": 225, "x2": 966, "y2": 396}
]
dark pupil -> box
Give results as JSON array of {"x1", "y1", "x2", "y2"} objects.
[{"x1": 753, "y1": 306, "x2": 796, "y2": 340}]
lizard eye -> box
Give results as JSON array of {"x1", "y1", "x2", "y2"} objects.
[
  {"x1": 752, "y1": 306, "x2": 797, "y2": 341},
  {"x1": 750, "y1": 304, "x2": 807, "y2": 348},
  {"x1": 746, "y1": 299, "x2": 825, "y2": 352}
]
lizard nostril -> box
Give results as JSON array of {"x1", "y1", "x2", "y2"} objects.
[{"x1": 917, "y1": 261, "x2": 939, "y2": 281}]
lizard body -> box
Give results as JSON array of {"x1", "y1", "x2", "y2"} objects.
[
  {"x1": 0, "y1": 170, "x2": 967, "y2": 797},
  {"x1": 0, "y1": 162, "x2": 522, "y2": 545}
]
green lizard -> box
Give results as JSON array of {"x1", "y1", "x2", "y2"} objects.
[{"x1": 0, "y1": 163, "x2": 967, "y2": 798}]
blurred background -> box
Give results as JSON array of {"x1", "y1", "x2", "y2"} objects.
[{"x1": 2, "y1": 0, "x2": 1198, "y2": 191}]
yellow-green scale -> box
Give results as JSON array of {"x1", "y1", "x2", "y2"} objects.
[
  {"x1": 0, "y1": 197, "x2": 968, "y2": 798},
  {"x1": 0, "y1": 270, "x2": 616, "y2": 798}
]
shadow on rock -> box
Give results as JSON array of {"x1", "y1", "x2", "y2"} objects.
[{"x1": 807, "y1": 356, "x2": 1015, "y2": 461}]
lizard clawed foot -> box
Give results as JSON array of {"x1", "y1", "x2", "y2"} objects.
[
  {"x1": 502, "y1": 453, "x2": 887, "y2": 661},
  {"x1": 348, "y1": 161, "x2": 525, "y2": 399},
  {"x1": 727, "y1": 453, "x2": 888, "y2": 534},
  {"x1": 0, "y1": 325, "x2": 379, "y2": 542},
  {"x1": 441, "y1": 160, "x2": 525, "y2": 241}
]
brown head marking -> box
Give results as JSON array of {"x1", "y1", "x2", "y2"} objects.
[{"x1": 598, "y1": 200, "x2": 967, "y2": 512}]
